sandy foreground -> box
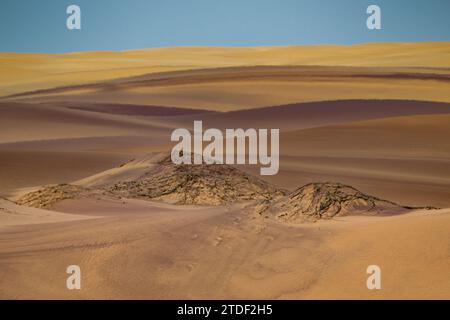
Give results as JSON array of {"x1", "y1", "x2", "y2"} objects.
[{"x1": 0, "y1": 197, "x2": 448, "y2": 299}]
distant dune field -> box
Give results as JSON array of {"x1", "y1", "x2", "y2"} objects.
[
  {"x1": 3, "y1": 65, "x2": 450, "y2": 111},
  {"x1": 1, "y1": 42, "x2": 450, "y2": 99}
]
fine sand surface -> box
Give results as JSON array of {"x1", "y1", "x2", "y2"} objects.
[
  {"x1": 0, "y1": 197, "x2": 448, "y2": 299},
  {"x1": 0, "y1": 197, "x2": 94, "y2": 228},
  {"x1": 0, "y1": 150, "x2": 130, "y2": 194}
]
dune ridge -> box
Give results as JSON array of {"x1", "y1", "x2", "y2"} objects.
[{"x1": 4, "y1": 65, "x2": 450, "y2": 110}]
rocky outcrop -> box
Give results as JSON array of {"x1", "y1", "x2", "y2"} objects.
[
  {"x1": 16, "y1": 154, "x2": 286, "y2": 208},
  {"x1": 108, "y1": 156, "x2": 286, "y2": 205},
  {"x1": 15, "y1": 153, "x2": 432, "y2": 222},
  {"x1": 16, "y1": 184, "x2": 91, "y2": 209},
  {"x1": 257, "y1": 182, "x2": 414, "y2": 223}
]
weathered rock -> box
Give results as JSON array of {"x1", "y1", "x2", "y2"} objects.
[
  {"x1": 16, "y1": 184, "x2": 90, "y2": 209},
  {"x1": 257, "y1": 182, "x2": 412, "y2": 223},
  {"x1": 108, "y1": 158, "x2": 286, "y2": 205}
]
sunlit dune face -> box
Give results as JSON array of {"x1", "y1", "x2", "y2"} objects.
[{"x1": 1, "y1": 42, "x2": 450, "y2": 97}]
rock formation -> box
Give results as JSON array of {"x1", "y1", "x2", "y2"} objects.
[
  {"x1": 256, "y1": 182, "x2": 414, "y2": 222},
  {"x1": 108, "y1": 155, "x2": 286, "y2": 205}
]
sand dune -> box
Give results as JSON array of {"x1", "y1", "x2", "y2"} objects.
[
  {"x1": 3, "y1": 100, "x2": 450, "y2": 143},
  {"x1": 7, "y1": 65, "x2": 450, "y2": 99},
  {"x1": 0, "y1": 197, "x2": 93, "y2": 228},
  {"x1": 0, "y1": 102, "x2": 175, "y2": 144},
  {"x1": 161, "y1": 99, "x2": 450, "y2": 130},
  {"x1": 255, "y1": 113, "x2": 450, "y2": 208},
  {"x1": 5, "y1": 66, "x2": 450, "y2": 111},
  {"x1": 0, "y1": 150, "x2": 129, "y2": 194},
  {"x1": 281, "y1": 112, "x2": 450, "y2": 158},
  {"x1": 2, "y1": 42, "x2": 449, "y2": 97},
  {"x1": 65, "y1": 102, "x2": 214, "y2": 117}
]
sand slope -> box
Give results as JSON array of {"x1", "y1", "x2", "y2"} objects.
[{"x1": 0, "y1": 197, "x2": 93, "y2": 228}]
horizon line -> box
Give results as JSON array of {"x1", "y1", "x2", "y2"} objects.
[{"x1": 1, "y1": 40, "x2": 449, "y2": 55}]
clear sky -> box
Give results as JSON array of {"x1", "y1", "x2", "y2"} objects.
[{"x1": 1, "y1": 0, "x2": 449, "y2": 53}]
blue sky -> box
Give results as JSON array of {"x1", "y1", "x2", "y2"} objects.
[{"x1": 1, "y1": 0, "x2": 449, "y2": 53}]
